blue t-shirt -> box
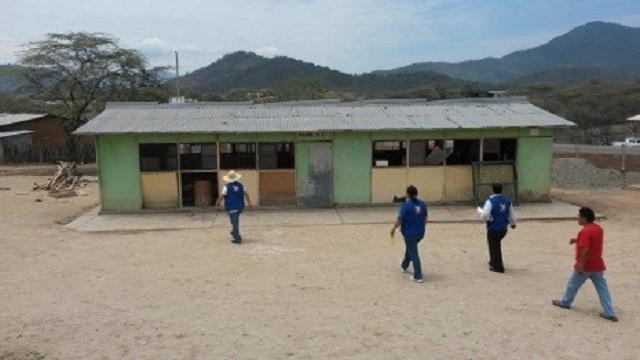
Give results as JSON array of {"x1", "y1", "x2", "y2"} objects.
[
  {"x1": 223, "y1": 182, "x2": 245, "y2": 213},
  {"x1": 398, "y1": 199, "x2": 428, "y2": 238}
]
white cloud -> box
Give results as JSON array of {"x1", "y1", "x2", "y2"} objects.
[
  {"x1": 254, "y1": 46, "x2": 279, "y2": 58},
  {"x1": 140, "y1": 37, "x2": 168, "y2": 48},
  {"x1": 2, "y1": 0, "x2": 640, "y2": 73}
]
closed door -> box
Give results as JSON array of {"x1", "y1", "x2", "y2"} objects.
[{"x1": 296, "y1": 142, "x2": 333, "y2": 206}]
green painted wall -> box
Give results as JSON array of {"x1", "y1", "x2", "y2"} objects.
[
  {"x1": 95, "y1": 128, "x2": 556, "y2": 211},
  {"x1": 517, "y1": 136, "x2": 553, "y2": 201},
  {"x1": 295, "y1": 141, "x2": 310, "y2": 186},
  {"x1": 97, "y1": 135, "x2": 142, "y2": 212},
  {"x1": 333, "y1": 133, "x2": 371, "y2": 203}
]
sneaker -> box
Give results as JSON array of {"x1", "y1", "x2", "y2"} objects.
[
  {"x1": 231, "y1": 239, "x2": 241, "y2": 244},
  {"x1": 401, "y1": 266, "x2": 408, "y2": 273},
  {"x1": 410, "y1": 276, "x2": 424, "y2": 283}
]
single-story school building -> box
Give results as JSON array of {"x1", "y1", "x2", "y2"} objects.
[{"x1": 74, "y1": 98, "x2": 574, "y2": 212}]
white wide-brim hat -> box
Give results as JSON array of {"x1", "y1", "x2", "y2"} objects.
[{"x1": 223, "y1": 170, "x2": 242, "y2": 183}]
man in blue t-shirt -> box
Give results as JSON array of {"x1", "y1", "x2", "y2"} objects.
[
  {"x1": 216, "y1": 170, "x2": 253, "y2": 244},
  {"x1": 477, "y1": 183, "x2": 517, "y2": 273},
  {"x1": 391, "y1": 185, "x2": 428, "y2": 283}
]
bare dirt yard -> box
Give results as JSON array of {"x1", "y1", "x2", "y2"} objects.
[{"x1": 1, "y1": 175, "x2": 639, "y2": 360}]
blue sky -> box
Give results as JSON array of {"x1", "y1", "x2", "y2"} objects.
[{"x1": 2, "y1": 0, "x2": 640, "y2": 74}]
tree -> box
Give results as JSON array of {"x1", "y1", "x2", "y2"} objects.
[
  {"x1": 275, "y1": 75, "x2": 329, "y2": 102},
  {"x1": 18, "y1": 32, "x2": 168, "y2": 159}
]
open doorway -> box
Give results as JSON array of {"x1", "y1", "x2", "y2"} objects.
[
  {"x1": 181, "y1": 172, "x2": 218, "y2": 207},
  {"x1": 179, "y1": 142, "x2": 218, "y2": 207}
]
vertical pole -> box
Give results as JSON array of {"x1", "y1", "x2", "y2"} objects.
[
  {"x1": 621, "y1": 144, "x2": 627, "y2": 187},
  {"x1": 621, "y1": 144, "x2": 626, "y2": 172},
  {"x1": 175, "y1": 51, "x2": 180, "y2": 98}
]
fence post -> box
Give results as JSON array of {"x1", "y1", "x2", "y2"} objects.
[
  {"x1": 621, "y1": 145, "x2": 627, "y2": 187},
  {"x1": 621, "y1": 144, "x2": 626, "y2": 173}
]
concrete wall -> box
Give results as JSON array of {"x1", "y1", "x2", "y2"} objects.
[
  {"x1": 333, "y1": 133, "x2": 371, "y2": 204},
  {"x1": 409, "y1": 167, "x2": 446, "y2": 203},
  {"x1": 517, "y1": 136, "x2": 553, "y2": 201},
  {"x1": 97, "y1": 135, "x2": 142, "y2": 212},
  {"x1": 95, "y1": 128, "x2": 556, "y2": 211},
  {"x1": 371, "y1": 168, "x2": 407, "y2": 203},
  {"x1": 444, "y1": 166, "x2": 474, "y2": 202},
  {"x1": 141, "y1": 172, "x2": 179, "y2": 209}
]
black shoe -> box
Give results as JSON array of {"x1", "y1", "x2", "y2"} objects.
[
  {"x1": 600, "y1": 313, "x2": 618, "y2": 322},
  {"x1": 231, "y1": 239, "x2": 241, "y2": 244},
  {"x1": 489, "y1": 267, "x2": 504, "y2": 273}
]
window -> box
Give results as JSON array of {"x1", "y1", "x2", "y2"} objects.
[
  {"x1": 409, "y1": 139, "x2": 446, "y2": 166},
  {"x1": 482, "y1": 138, "x2": 517, "y2": 161},
  {"x1": 179, "y1": 143, "x2": 217, "y2": 170},
  {"x1": 139, "y1": 143, "x2": 178, "y2": 171},
  {"x1": 258, "y1": 143, "x2": 295, "y2": 169},
  {"x1": 220, "y1": 142, "x2": 257, "y2": 169},
  {"x1": 444, "y1": 139, "x2": 480, "y2": 165},
  {"x1": 372, "y1": 141, "x2": 406, "y2": 167}
]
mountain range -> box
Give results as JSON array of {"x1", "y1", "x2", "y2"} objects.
[
  {"x1": 178, "y1": 51, "x2": 467, "y2": 99},
  {"x1": 3, "y1": 21, "x2": 640, "y2": 98},
  {"x1": 375, "y1": 21, "x2": 640, "y2": 84},
  {"x1": 178, "y1": 21, "x2": 640, "y2": 96}
]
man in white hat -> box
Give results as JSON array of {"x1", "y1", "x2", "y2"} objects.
[{"x1": 216, "y1": 170, "x2": 252, "y2": 244}]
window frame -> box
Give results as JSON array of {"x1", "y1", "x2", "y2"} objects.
[
  {"x1": 257, "y1": 142, "x2": 296, "y2": 170},
  {"x1": 139, "y1": 143, "x2": 178, "y2": 172},
  {"x1": 443, "y1": 139, "x2": 481, "y2": 165},
  {"x1": 372, "y1": 140, "x2": 407, "y2": 168},
  {"x1": 408, "y1": 139, "x2": 447, "y2": 167},
  {"x1": 219, "y1": 142, "x2": 258, "y2": 170}
]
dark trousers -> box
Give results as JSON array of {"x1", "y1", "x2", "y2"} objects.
[
  {"x1": 487, "y1": 229, "x2": 508, "y2": 272},
  {"x1": 229, "y1": 211, "x2": 241, "y2": 242},
  {"x1": 401, "y1": 236, "x2": 423, "y2": 280}
]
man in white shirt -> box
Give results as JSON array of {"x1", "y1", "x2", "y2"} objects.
[{"x1": 477, "y1": 183, "x2": 516, "y2": 273}]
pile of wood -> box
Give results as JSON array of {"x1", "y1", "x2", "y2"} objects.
[{"x1": 33, "y1": 162, "x2": 88, "y2": 197}]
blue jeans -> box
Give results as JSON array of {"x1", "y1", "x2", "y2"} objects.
[
  {"x1": 559, "y1": 270, "x2": 616, "y2": 317},
  {"x1": 401, "y1": 236, "x2": 423, "y2": 280},
  {"x1": 228, "y1": 211, "x2": 241, "y2": 242}
]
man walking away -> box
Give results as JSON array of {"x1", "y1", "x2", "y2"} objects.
[
  {"x1": 477, "y1": 183, "x2": 516, "y2": 273},
  {"x1": 216, "y1": 170, "x2": 252, "y2": 244},
  {"x1": 391, "y1": 185, "x2": 428, "y2": 283},
  {"x1": 552, "y1": 207, "x2": 618, "y2": 322}
]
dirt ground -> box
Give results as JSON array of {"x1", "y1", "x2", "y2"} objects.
[{"x1": 1, "y1": 176, "x2": 639, "y2": 360}]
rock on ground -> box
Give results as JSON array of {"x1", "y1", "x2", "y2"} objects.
[{"x1": 553, "y1": 158, "x2": 624, "y2": 189}]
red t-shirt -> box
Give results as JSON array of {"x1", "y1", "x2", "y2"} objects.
[{"x1": 574, "y1": 223, "x2": 606, "y2": 272}]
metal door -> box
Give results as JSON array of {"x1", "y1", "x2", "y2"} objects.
[{"x1": 296, "y1": 142, "x2": 333, "y2": 206}]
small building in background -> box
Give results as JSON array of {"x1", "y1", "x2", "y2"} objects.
[
  {"x1": 0, "y1": 113, "x2": 66, "y2": 147},
  {"x1": 0, "y1": 130, "x2": 33, "y2": 163},
  {"x1": 75, "y1": 98, "x2": 575, "y2": 212},
  {"x1": 488, "y1": 90, "x2": 509, "y2": 98}
]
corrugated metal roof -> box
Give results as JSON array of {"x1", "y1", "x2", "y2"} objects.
[
  {"x1": 74, "y1": 98, "x2": 575, "y2": 135},
  {"x1": 0, "y1": 113, "x2": 48, "y2": 127},
  {"x1": 0, "y1": 130, "x2": 33, "y2": 139}
]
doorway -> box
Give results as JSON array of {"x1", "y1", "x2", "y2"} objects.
[{"x1": 296, "y1": 142, "x2": 333, "y2": 206}]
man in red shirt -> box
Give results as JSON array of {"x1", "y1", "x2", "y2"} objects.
[{"x1": 552, "y1": 207, "x2": 618, "y2": 322}]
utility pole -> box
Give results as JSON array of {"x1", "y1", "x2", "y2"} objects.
[{"x1": 175, "y1": 50, "x2": 180, "y2": 98}]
